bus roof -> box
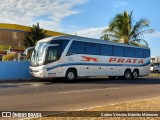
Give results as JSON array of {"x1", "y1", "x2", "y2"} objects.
[{"x1": 38, "y1": 35, "x2": 150, "y2": 49}]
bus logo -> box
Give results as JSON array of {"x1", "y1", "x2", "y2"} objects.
[
  {"x1": 109, "y1": 58, "x2": 144, "y2": 64},
  {"x1": 81, "y1": 56, "x2": 100, "y2": 62}
]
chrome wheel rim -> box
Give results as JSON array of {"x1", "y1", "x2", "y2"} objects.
[
  {"x1": 125, "y1": 71, "x2": 130, "y2": 79},
  {"x1": 68, "y1": 72, "x2": 74, "y2": 80},
  {"x1": 133, "y1": 72, "x2": 137, "y2": 78}
]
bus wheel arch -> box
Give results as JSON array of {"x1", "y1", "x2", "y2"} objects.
[
  {"x1": 65, "y1": 68, "x2": 77, "y2": 82},
  {"x1": 124, "y1": 69, "x2": 131, "y2": 79},
  {"x1": 132, "y1": 69, "x2": 139, "y2": 79}
]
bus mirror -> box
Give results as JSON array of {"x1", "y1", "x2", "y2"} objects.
[{"x1": 24, "y1": 46, "x2": 34, "y2": 55}]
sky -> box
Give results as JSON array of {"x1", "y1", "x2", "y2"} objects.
[{"x1": 0, "y1": 0, "x2": 160, "y2": 56}]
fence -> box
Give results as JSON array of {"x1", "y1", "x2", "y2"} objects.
[{"x1": 0, "y1": 61, "x2": 31, "y2": 80}]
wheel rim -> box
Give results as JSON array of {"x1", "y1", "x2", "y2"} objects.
[
  {"x1": 125, "y1": 71, "x2": 131, "y2": 79},
  {"x1": 67, "y1": 72, "x2": 75, "y2": 80},
  {"x1": 133, "y1": 72, "x2": 138, "y2": 78}
]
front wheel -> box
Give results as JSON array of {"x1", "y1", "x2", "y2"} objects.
[
  {"x1": 124, "y1": 70, "x2": 131, "y2": 79},
  {"x1": 65, "y1": 69, "x2": 76, "y2": 82}
]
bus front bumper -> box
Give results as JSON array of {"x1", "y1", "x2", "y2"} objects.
[{"x1": 30, "y1": 69, "x2": 44, "y2": 78}]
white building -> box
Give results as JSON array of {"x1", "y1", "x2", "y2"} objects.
[{"x1": 151, "y1": 56, "x2": 160, "y2": 65}]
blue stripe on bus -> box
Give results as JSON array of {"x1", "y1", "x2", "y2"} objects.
[{"x1": 46, "y1": 61, "x2": 150, "y2": 71}]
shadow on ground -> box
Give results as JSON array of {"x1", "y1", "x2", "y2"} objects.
[{"x1": 0, "y1": 75, "x2": 160, "y2": 85}]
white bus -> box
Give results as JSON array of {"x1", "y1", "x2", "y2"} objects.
[{"x1": 30, "y1": 36, "x2": 150, "y2": 81}]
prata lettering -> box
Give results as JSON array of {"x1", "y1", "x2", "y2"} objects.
[{"x1": 109, "y1": 58, "x2": 144, "y2": 64}]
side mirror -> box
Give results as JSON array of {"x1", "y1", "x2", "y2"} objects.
[{"x1": 24, "y1": 47, "x2": 34, "y2": 55}]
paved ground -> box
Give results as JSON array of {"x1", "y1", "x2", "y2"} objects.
[{"x1": 0, "y1": 77, "x2": 160, "y2": 112}]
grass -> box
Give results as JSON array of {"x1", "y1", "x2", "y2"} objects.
[{"x1": 149, "y1": 73, "x2": 160, "y2": 77}]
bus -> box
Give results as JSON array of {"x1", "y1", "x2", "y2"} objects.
[{"x1": 30, "y1": 36, "x2": 150, "y2": 81}]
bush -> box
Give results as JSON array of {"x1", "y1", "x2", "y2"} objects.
[{"x1": 2, "y1": 54, "x2": 17, "y2": 61}]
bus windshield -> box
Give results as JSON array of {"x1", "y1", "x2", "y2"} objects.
[{"x1": 31, "y1": 42, "x2": 46, "y2": 67}]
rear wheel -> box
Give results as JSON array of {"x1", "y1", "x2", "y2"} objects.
[
  {"x1": 65, "y1": 69, "x2": 76, "y2": 82},
  {"x1": 124, "y1": 70, "x2": 131, "y2": 79},
  {"x1": 132, "y1": 70, "x2": 139, "y2": 79}
]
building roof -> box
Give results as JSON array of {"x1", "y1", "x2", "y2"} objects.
[{"x1": 0, "y1": 23, "x2": 69, "y2": 36}]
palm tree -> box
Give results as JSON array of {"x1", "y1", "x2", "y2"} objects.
[
  {"x1": 101, "y1": 11, "x2": 154, "y2": 46},
  {"x1": 23, "y1": 22, "x2": 47, "y2": 47}
]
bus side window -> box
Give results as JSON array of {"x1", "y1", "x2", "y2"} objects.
[
  {"x1": 67, "y1": 41, "x2": 85, "y2": 55},
  {"x1": 125, "y1": 47, "x2": 135, "y2": 57},
  {"x1": 100, "y1": 44, "x2": 112, "y2": 56},
  {"x1": 86, "y1": 43, "x2": 100, "y2": 55},
  {"x1": 135, "y1": 48, "x2": 143, "y2": 58},
  {"x1": 113, "y1": 46, "x2": 124, "y2": 57},
  {"x1": 143, "y1": 49, "x2": 150, "y2": 58}
]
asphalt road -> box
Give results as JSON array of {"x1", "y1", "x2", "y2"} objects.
[{"x1": 0, "y1": 77, "x2": 160, "y2": 112}]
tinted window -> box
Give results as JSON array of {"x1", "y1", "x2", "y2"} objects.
[
  {"x1": 100, "y1": 44, "x2": 112, "y2": 56},
  {"x1": 135, "y1": 48, "x2": 143, "y2": 58},
  {"x1": 143, "y1": 49, "x2": 150, "y2": 58},
  {"x1": 67, "y1": 41, "x2": 85, "y2": 55},
  {"x1": 125, "y1": 47, "x2": 135, "y2": 57},
  {"x1": 86, "y1": 43, "x2": 99, "y2": 55},
  {"x1": 113, "y1": 46, "x2": 124, "y2": 57},
  {"x1": 50, "y1": 40, "x2": 69, "y2": 54},
  {"x1": 45, "y1": 46, "x2": 59, "y2": 64}
]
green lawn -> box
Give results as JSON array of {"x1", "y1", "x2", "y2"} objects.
[{"x1": 149, "y1": 73, "x2": 160, "y2": 77}]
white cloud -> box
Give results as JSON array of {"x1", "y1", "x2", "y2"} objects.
[
  {"x1": 114, "y1": 1, "x2": 128, "y2": 7},
  {"x1": 0, "y1": 0, "x2": 88, "y2": 31},
  {"x1": 73, "y1": 27, "x2": 106, "y2": 39}
]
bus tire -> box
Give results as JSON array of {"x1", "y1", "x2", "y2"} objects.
[
  {"x1": 132, "y1": 70, "x2": 139, "y2": 79},
  {"x1": 124, "y1": 69, "x2": 131, "y2": 79},
  {"x1": 65, "y1": 69, "x2": 77, "y2": 82}
]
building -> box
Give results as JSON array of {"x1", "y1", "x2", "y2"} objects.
[
  {"x1": 0, "y1": 23, "x2": 68, "y2": 60},
  {"x1": 151, "y1": 56, "x2": 160, "y2": 65}
]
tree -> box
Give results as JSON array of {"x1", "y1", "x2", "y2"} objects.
[
  {"x1": 2, "y1": 53, "x2": 17, "y2": 61},
  {"x1": 101, "y1": 11, "x2": 154, "y2": 46},
  {"x1": 23, "y1": 22, "x2": 47, "y2": 47}
]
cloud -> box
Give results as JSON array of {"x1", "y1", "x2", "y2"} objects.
[
  {"x1": 73, "y1": 27, "x2": 106, "y2": 39},
  {"x1": 114, "y1": 1, "x2": 128, "y2": 7},
  {"x1": 0, "y1": 0, "x2": 88, "y2": 31}
]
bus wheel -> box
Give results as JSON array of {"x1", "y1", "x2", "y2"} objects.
[
  {"x1": 65, "y1": 69, "x2": 76, "y2": 82},
  {"x1": 132, "y1": 70, "x2": 139, "y2": 79},
  {"x1": 124, "y1": 69, "x2": 131, "y2": 79}
]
